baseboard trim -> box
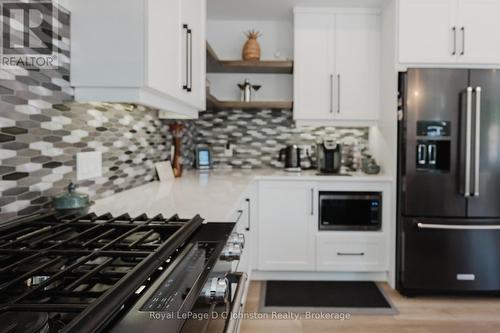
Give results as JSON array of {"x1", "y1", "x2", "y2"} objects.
[{"x1": 251, "y1": 270, "x2": 389, "y2": 282}]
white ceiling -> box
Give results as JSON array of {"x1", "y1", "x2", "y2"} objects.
[{"x1": 207, "y1": 0, "x2": 389, "y2": 21}]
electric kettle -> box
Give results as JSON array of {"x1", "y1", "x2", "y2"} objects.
[{"x1": 278, "y1": 145, "x2": 302, "y2": 172}]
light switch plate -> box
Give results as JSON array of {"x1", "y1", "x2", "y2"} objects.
[{"x1": 76, "y1": 151, "x2": 102, "y2": 181}]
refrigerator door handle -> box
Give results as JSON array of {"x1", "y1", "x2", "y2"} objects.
[
  {"x1": 417, "y1": 222, "x2": 500, "y2": 230},
  {"x1": 473, "y1": 87, "x2": 481, "y2": 196},
  {"x1": 464, "y1": 87, "x2": 473, "y2": 197}
]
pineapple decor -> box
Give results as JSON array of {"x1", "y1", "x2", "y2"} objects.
[{"x1": 242, "y1": 30, "x2": 262, "y2": 61}]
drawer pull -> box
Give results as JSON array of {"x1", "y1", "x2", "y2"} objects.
[{"x1": 337, "y1": 252, "x2": 365, "y2": 256}]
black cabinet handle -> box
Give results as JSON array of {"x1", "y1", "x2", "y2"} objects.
[
  {"x1": 451, "y1": 27, "x2": 457, "y2": 55},
  {"x1": 337, "y1": 252, "x2": 365, "y2": 256},
  {"x1": 337, "y1": 74, "x2": 341, "y2": 114},
  {"x1": 188, "y1": 27, "x2": 193, "y2": 92},
  {"x1": 245, "y1": 198, "x2": 250, "y2": 231},
  {"x1": 187, "y1": 27, "x2": 192, "y2": 92},
  {"x1": 460, "y1": 26, "x2": 465, "y2": 55},
  {"x1": 329, "y1": 74, "x2": 333, "y2": 114},
  {"x1": 182, "y1": 24, "x2": 189, "y2": 91}
]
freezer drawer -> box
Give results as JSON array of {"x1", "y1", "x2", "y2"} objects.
[{"x1": 400, "y1": 218, "x2": 500, "y2": 293}]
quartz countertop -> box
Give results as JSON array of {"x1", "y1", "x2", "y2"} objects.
[{"x1": 91, "y1": 169, "x2": 393, "y2": 222}]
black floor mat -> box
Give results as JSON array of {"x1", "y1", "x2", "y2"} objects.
[{"x1": 264, "y1": 281, "x2": 391, "y2": 308}]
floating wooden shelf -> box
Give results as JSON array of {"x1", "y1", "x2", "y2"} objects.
[
  {"x1": 206, "y1": 92, "x2": 292, "y2": 111},
  {"x1": 206, "y1": 42, "x2": 293, "y2": 74}
]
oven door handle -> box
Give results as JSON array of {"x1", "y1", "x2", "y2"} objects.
[{"x1": 224, "y1": 272, "x2": 248, "y2": 333}]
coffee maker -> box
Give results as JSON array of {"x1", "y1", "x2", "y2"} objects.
[{"x1": 316, "y1": 138, "x2": 342, "y2": 174}]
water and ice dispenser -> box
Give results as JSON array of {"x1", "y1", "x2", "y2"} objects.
[{"x1": 416, "y1": 121, "x2": 451, "y2": 171}]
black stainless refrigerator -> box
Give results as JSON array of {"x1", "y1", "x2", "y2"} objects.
[{"x1": 397, "y1": 68, "x2": 500, "y2": 295}]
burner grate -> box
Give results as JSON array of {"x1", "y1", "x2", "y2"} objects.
[{"x1": 0, "y1": 211, "x2": 203, "y2": 333}]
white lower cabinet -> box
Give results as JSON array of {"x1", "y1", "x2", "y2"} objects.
[
  {"x1": 316, "y1": 234, "x2": 388, "y2": 271},
  {"x1": 228, "y1": 187, "x2": 255, "y2": 311},
  {"x1": 233, "y1": 197, "x2": 252, "y2": 276},
  {"x1": 256, "y1": 179, "x2": 392, "y2": 276},
  {"x1": 228, "y1": 187, "x2": 255, "y2": 276},
  {"x1": 257, "y1": 182, "x2": 316, "y2": 271}
]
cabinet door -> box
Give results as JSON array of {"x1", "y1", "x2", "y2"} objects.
[
  {"x1": 147, "y1": 0, "x2": 182, "y2": 98},
  {"x1": 234, "y1": 198, "x2": 252, "y2": 276},
  {"x1": 457, "y1": 0, "x2": 500, "y2": 64},
  {"x1": 335, "y1": 13, "x2": 380, "y2": 121},
  {"x1": 399, "y1": 0, "x2": 458, "y2": 64},
  {"x1": 293, "y1": 13, "x2": 335, "y2": 121},
  {"x1": 147, "y1": 0, "x2": 205, "y2": 110},
  {"x1": 258, "y1": 182, "x2": 315, "y2": 271},
  {"x1": 180, "y1": 0, "x2": 206, "y2": 109}
]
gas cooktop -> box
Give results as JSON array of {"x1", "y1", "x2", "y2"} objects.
[{"x1": 0, "y1": 211, "x2": 238, "y2": 333}]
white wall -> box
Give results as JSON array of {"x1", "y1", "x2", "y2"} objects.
[
  {"x1": 207, "y1": 73, "x2": 292, "y2": 101},
  {"x1": 207, "y1": 19, "x2": 293, "y2": 101},
  {"x1": 207, "y1": 19, "x2": 293, "y2": 60}
]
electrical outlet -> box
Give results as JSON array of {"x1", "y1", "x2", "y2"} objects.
[
  {"x1": 224, "y1": 143, "x2": 234, "y2": 157},
  {"x1": 76, "y1": 151, "x2": 102, "y2": 181}
]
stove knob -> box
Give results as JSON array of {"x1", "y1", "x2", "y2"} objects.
[
  {"x1": 199, "y1": 277, "x2": 228, "y2": 304},
  {"x1": 228, "y1": 232, "x2": 245, "y2": 248},
  {"x1": 220, "y1": 243, "x2": 242, "y2": 261}
]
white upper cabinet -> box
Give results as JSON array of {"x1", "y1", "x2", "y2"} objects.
[
  {"x1": 399, "y1": 0, "x2": 458, "y2": 64},
  {"x1": 71, "y1": 0, "x2": 206, "y2": 118},
  {"x1": 457, "y1": 0, "x2": 500, "y2": 64},
  {"x1": 399, "y1": 0, "x2": 500, "y2": 65},
  {"x1": 293, "y1": 13, "x2": 334, "y2": 121},
  {"x1": 146, "y1": 0, "x2": 182, "y2": 100},
  {"x1": 179, "y1": 0, "x2": 206, "y2": 108},
  {"x1": 335, "y1": 13, "x2": 380, "y2": 122},
  {"x1": 294, "y1": 9, "x2": 381, "y2": 125}
]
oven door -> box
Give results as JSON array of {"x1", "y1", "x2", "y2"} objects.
[
  {"x1": 181, "y1": 272, "x2": 248, "y2": 333},
  {"x1": 319, "y1": 192, "x2": 382, "y2": 231}
]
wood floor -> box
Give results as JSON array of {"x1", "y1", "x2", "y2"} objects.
[{"x1": 240, "y1": 281, "x2": 500, "y2": 333}]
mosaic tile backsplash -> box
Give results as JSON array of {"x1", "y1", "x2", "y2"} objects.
[
  {"x1": 194, "y1": 109, "x2": 369, "y2": 169},
  {"x1": 0, "y1": 96, "x2": 196, "y2": 221}
]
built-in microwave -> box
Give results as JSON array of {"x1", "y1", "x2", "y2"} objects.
[{"x1": 319, "y1": 192, "x2": 382, "y2": 231}]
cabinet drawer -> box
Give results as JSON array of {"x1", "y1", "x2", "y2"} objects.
[{"x1": 316, "y1": 235, "x2": 387, "y2": 271}]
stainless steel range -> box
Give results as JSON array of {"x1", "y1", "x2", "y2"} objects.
[{"x1": 0, "y1": 212, "x2": 246, "y2": 333}]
